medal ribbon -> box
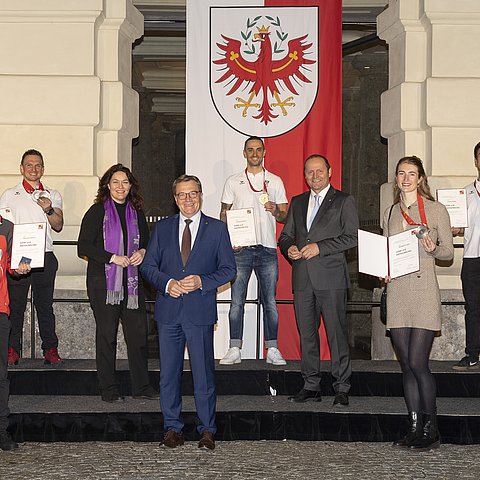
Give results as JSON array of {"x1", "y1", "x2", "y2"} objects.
[
  {"x1": 22, "y1": 179, "x2": 49, "y2": 194},
  {"x1": 245, "y1": 168, "x2": 268, "y2": 194},
  {"x1": 400, "y1": 192, "x2": 428, "y2": 227}
]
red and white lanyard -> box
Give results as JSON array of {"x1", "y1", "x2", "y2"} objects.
[
  {"x1": 245, "y1": 168, "x2": 268, "y2": 194},
  {"x1": 22, "y1": 179, "x2": 49, "y2": 194},
  {"x1": 399, "y1": 192, "x2": 428, "y2": 227}
]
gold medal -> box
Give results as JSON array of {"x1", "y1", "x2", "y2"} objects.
[{"x1": 259, "y1": 193, "x2": 269, "y2": 205}]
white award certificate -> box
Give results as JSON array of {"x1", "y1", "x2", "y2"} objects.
[
  {"x1": 11, "y1": 223, "x2": 47, "y2": 269},
  {"x1": 436, "y1": 188, "x2": 468, "y2": 228},
  {"x1": 226, "y1": 208, "x2": 257, "y2": 247},
  {"x1": 358, "y1": 229, "x2": 420, "y2": 279}
]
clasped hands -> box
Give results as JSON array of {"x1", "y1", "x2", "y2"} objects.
[
  {"x1": 111, "y1": 249, "x2": 145, "y2": 267},
  {"x1": 287, "y1": 243, "x2": 320, "y2": 261},
  {"x1": 168, "y1": 275, "x2": 202, "y2": 298}
]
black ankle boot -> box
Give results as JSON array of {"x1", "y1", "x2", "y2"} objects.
[
  {"x1": 393, "y1": 411, "x2": 422, "y2": 448},
  {"x1": 0, "y1": 431, "x2": 18, "y2": 451},
  {"x1": 409, "y1": 412, "x2": 440, "y2": 451}
]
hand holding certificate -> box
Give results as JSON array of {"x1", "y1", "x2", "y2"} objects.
[
  {"x1": 11, "y1": 223, "x2": 47, "y2": 269},
  {"x1": 358, "y1": 229, "x2": 420, "y2": 279},
  {"x1": 226, "y1": 208, "x2": 257, "y2": 247},
  {"x1": 436, "y1": 188, "x2": 468, "y2": 228}
]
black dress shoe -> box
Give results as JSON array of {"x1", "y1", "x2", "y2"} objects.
[
  {"x1": 198, "y1": 431, "x2": 215, "y2": 450},
  {"x1": 161, "y1": 430, "x2": 185, "y2": 448},
  {"x1": 288, "y1": 388, "x2": 322, "y2": 403},
  {"x1": 333, "y1": 392, "x2": 349, "y2": 407},
  {"x1": 101, "y1": 393, "x2": 125, "y2": 403}
]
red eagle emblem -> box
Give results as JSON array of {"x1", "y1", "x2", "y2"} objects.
[{"x1": 213, "y1": 24, "x2": 316, "y2": 125}]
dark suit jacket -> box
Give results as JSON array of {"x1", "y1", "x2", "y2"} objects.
[
  {"x1": 278, "y1": 187, "x2": 358, "y2": 291},
  {"x1": 140, "y1": 212, "x2": 236, "y2": 326}
]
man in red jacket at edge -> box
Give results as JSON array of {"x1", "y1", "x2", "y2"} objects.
[{"x1": 0, "y1": 214, "x2": 30, "y2": 450}]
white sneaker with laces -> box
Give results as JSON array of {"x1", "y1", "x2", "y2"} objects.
[
  {"x1": 219, "y1": 347, "x2": 241, "y2": 365},
  {"x1": 266, "y1": 347, "x2": 287, "y2": 365}
]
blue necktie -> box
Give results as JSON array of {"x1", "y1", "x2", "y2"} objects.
[{"x1": 307, "y1": 194, "x2": 320, "y2": 230}]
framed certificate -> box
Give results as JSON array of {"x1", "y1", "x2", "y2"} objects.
[
  {"x1": 226, "y1": 208, "x2": 257, "y2": 247},
  {"x1": 358, "y1": 229, "x2": 420, "y2": 279},
  {"x1": 436, "y1": 188, "x2": 468, "y2": 228},
  {"x1": 11, "y1": 223, "x2": 47, "y2": 269}
]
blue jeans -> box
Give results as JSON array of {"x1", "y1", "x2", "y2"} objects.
[{"x1": 229, "y1": 246, "x2": 279, "y2": 348}]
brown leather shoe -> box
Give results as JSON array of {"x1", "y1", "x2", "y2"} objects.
[
  {"x1": 161, "y1": 430, "x2": 184, "y2": 448},
  {"x1": 198, "y1": 431, "x2": 215, "y2": 450}
]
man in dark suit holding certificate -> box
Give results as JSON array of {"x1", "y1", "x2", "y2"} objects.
[
  {"x1": 141, "y1": 174, "x2": 236, "y2": 450},
  {"x1": 278, "y1": 154, "x2": 358, "y2": 406}
]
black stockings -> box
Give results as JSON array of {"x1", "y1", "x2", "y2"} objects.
[{"x1": 390, "y1": 328, "x2": 436, "y2": 414}]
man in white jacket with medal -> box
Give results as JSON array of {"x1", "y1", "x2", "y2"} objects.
[
  {"x1": 0, "y1": 149, "x2": 64, "y2": 366},
  {"x1": 219, "y1": 136, "x2": 288, "y2": 365}
]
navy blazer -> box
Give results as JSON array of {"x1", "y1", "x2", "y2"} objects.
[
  {"x1": 140, "y1": 212, "x2": 236, "y2": 326},
  {"x1": 278, "y1": 187, "x2": 358, "y2": 291}
]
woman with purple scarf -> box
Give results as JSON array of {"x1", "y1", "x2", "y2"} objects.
[{"x1": 78, "y1": 164, "x2": 157, "y2": 403}]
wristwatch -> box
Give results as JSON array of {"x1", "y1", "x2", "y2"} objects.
[{"x1": 45, "y1": 207, "x2": 55, "y2": 216}]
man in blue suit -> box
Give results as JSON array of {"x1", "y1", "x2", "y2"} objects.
[{"x1": 141, "y1": 174, "x2": 236, "y2": 450}]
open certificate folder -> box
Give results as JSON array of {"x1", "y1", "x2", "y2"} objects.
[{"x1": 358, "y1": 229, "x2": 420, "y2": 279}]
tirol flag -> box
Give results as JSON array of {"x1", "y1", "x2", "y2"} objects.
[{"x1": 186, "y1": 0, "x2": 342, "y2": 360}]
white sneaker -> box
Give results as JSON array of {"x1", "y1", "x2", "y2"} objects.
[
  {"x1": 266, "y1": 347, "x2": 287, "y2": 365},
  {"x1": 219, "y1": 347, "x2": 241, "y2": 365}
]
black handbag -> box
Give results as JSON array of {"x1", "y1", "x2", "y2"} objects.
[{"x1": 380, "y1": 287, "x2": 387, "y2": 325}]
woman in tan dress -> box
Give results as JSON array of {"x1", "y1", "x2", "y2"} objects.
[{"x1": 383, "y1": 156, "x2": 453, "y2": 451}]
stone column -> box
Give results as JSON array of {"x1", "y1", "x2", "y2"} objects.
[
  {"x1": 0, "y1": 1, "x2": 143, "y2": 358},
  {"x1": 0, "y1": 0, "x2": 143, "y2": 289},
  {"x1": 373, "y1": 0, "x2": 480, "y2": 359}
]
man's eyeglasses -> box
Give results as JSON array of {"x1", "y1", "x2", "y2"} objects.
[{"x1": 176, "y1": 191, "x2": 201, "y2": 200}]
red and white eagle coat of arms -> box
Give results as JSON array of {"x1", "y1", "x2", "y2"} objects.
[{"x1": 210, "y1": 7, "x2": 319, "y2": 138}]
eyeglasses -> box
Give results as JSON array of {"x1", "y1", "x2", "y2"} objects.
[{"x1": 176, "y1": 191, "x2": 201, "y2": 200}]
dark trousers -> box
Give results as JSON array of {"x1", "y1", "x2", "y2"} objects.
[
  {"x1": 293, "y1": 283, "x2": 351, "y2": 394},
  {"x1": 8, "y1": 251, "x2": 59, "y2": 353},
  {"x1": 0, "y1": 313, "x2": 10, "y2": 431},
  {"x1": 158, "y1": 320, "x2": 216, "y2": 435},
  {"x1": 87, "y1": 283, "x2": 151, "y2": 396},
  {"x1": 461, "y1": 257, "x2": 480, "y2": 358}
]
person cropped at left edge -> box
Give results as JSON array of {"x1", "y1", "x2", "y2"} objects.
[
  {"x1": 77, "y1": 164, "x2": 158, "y2": 403},
  {"x1": 141, "y1": 175, "x2": 236, "y2": 451},
  {"x1": 0, "y1": 215, "x2": 31, "y2": 450},
  {"x1": 0, "y1": 149, "x2": 63, "y2": 366}
]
